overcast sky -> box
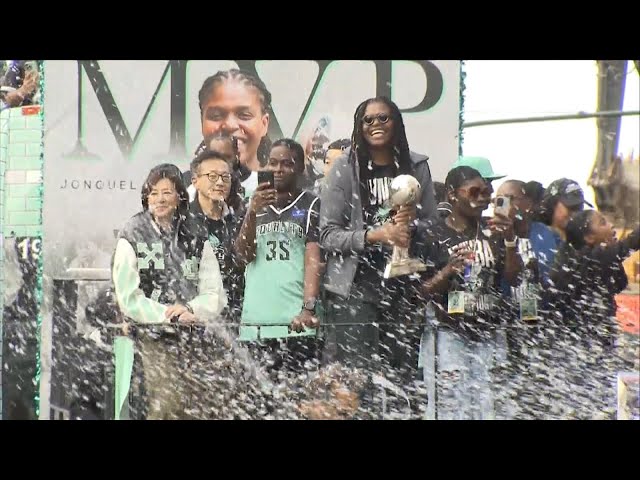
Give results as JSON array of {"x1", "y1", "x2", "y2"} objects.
[{"x1": 462, "y1": 60, "x2": 639, "y2": 205}]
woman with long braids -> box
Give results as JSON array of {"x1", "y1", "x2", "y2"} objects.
[{"x1": 319, "y1": 96, "x2": 436, "y2": 418}]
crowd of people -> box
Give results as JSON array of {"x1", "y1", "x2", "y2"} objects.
[
  {"x1": 0, "y1": 61, "x2": 39, "y2": 111},
  {"x1": 83, "y1": 67, "x2": 639, "y2": 421},
  {"x1": 3, "y1": 64, "x2": 637, "y2": 420}
]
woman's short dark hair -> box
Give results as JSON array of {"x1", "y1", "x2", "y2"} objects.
[
  {"x1": 445, "y1": 166, "x2": 482, "y2": 192},
  {"x1": 271, "y1": 138, "x2": 306, "y2": 174},
  {"x1": 433, "y1": 181, "x2": 446, "y2": 203},
  {"x1": 140, "y1": 163, "x2": 189, "y2": 217},
  {"x1": 524, "y1": 181, "x2": 545, "y2": 205},
  {"x1": 565, "y1": 209, "x2": 596, "y2": 250},
  {"x1": 324, "y1": 138, "x2": 350, "y2": 162}
]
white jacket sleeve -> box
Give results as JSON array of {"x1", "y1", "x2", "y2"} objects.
[
  {"x1": 187, "y1": 240, "x2": 227, "y2": 323},
  {"x1": 112, "y1": 238, "x2": 169, "y2": 324}
]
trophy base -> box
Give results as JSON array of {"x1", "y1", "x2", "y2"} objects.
[{"x1": 383, "y1": 258, "x2": 428, "y2": 279}]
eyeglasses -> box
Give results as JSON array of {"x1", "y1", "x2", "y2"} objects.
[
  {"x1": 458, "y1": 186, "x2": 491, "y2": 198},
  {"x1": 362, "y1": 113, "x2": 391, "y2": 126},
  {"x1": 199, "y1": 172, "x2": 232, "y2": 184}
]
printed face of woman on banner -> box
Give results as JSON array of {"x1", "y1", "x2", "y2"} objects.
[
  {"x1": 206, "y1": 135, "x2": 239, "y2": 167},
  {"x1": 200, "y1": 77, "x2": 269, "y2": 172}
]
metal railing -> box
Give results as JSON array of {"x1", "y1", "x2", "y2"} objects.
[{"x1": 462, "y1": 110, "x2": 640, "y2": 129}]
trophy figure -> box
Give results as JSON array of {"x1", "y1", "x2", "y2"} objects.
[{"x1": 383, "y1": 174, "x2": 428, "y2": 279}]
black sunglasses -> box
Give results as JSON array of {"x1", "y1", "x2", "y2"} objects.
[{"x1": 362, "y1": 113, "x2": 391, "y2": 126}]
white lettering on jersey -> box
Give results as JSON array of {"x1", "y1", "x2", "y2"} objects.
[
  {"x1": 368, "y1": 177, "x2": 392, "y2": 206},
  {"x1": 447, "y1": 239, "x2": 495, "y2": 269}
]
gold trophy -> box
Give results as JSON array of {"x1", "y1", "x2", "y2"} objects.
[{"x1": 383, "y1": 174, "x2": 428, "y2": 279}]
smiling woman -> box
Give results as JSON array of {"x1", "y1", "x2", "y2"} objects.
[
  {"x1": 195, "y1": 69, "x2": 273, "y2": 199},
  {"x1": 110, "y1": 163, "x2": 227, "y2": 419},
  {"x1": 318, "y1": 96, "x2": 437, "y2": 418}
]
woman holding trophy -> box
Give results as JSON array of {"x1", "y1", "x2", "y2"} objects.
[{"x1": 319, "y1": 96, "x2": 436, "y2": 418}]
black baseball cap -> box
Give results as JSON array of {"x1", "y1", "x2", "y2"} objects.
[{"x1": 545, "y1": 178, "x2": 593, "y2": 209}]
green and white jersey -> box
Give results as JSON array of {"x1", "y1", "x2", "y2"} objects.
[{"x1": 240, "y1": 190, "x2": 320, "y2": 341}]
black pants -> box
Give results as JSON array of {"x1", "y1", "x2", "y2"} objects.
[{"x1": 323, "y1": 291, "x2": 425, "y2": 419}]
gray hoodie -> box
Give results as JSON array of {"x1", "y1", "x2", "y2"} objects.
[{"x1": 319, "y1": 148, "x2": 436, "y2": 298}]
